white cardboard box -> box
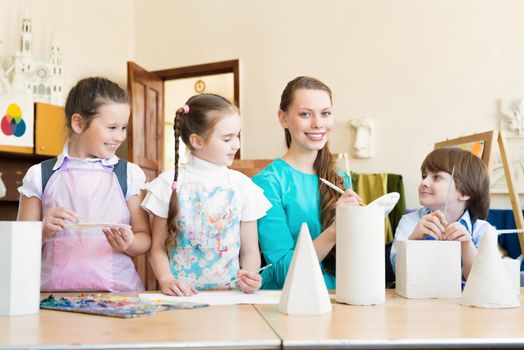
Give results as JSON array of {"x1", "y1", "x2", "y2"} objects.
[
  {"x1": 0, "y1": 221, "x2": 42, "y2": 316},
  {"x1": 395, "y1": 240, "x2": 461, "y2": 299}
]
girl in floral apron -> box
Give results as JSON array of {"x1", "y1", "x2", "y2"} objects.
[
  {"x1": 143, "y1": 93, "x2": 271, "y2": 296},
  {"x1": 18, "y1": 77, "x2": 150, "y2": 291}
]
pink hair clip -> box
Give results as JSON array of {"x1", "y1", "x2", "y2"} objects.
[
  {"x1": 171, "y1": 181, "x2": 178, "y2": 190},
  {"x1": 182, "y1": 104, "x2": 190, "y2": 114}
]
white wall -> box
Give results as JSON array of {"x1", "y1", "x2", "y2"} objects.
[
  {"x1": 133, "y1": 0, "x2": 524, "y2": 209},
  {"x1": 2, "y1": 0, "x2": 523, "y2": 209},
  {"x1": 0, "y1": 0, "x2": 134, "y2": 90}
]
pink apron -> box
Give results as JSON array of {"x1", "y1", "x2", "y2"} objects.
[{"x1": 40, "y1": 158, "x2": 143, "y2": 292}]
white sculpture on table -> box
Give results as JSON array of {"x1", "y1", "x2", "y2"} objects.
[
  {"x1": 461, "y1": 227, "x2": 520, "y2": 309},
  {"x1": 349, "y1": 117, "x2": 373, "y2": 158},
  {"x1": 278, "y1": 223, "x2": 332, "y2": 315}
]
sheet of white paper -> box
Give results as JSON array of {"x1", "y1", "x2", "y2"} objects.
[{"x1": 139, "y1": 290, "x2": 281, "y2": 305}]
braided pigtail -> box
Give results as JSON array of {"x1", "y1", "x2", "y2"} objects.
[{"x1": 165, "y1": 107, "x2": 186, "y2": 250}]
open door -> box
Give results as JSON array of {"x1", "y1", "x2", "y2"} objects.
[
  {"x1": 127, "y1": 61, "x2": 163, "y2": 290},
  {"x1": 127, "y1": 61, "x2": 164, "y2": 181}
]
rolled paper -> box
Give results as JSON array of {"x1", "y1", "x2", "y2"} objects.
[
  {"x1": 0, "y1": 221, "x2": 42, "y2": 316},
  {"x1": 336, "y1": 205, "x2": 385, "y2": 305}
]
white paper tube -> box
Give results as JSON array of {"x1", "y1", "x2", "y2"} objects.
[{"x1": 336, "y1": 205, "x2": 385, "y2": 305}]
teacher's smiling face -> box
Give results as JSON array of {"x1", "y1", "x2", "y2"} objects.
[{"x1": 278, "y1": 89, "x2": 334, "y2": 152}]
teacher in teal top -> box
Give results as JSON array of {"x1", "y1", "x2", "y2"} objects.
[{"x1": 253, "y1": 76, "x2": 362, "y2": 290}]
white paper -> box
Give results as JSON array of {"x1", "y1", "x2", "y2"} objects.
[
  {"x1": 140, "y1": 290, "x2": 281, "y2": 306},
  {"x1": 336, "y1": 206, "x2": 385, "y2": 305}
]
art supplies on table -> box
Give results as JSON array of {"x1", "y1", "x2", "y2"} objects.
[
  {"x1": 40, "y1": 294, "x2": 208, "y2": 318},
  {"x1": 140, "y1": 290, "x2": 282, "y2": 306}
]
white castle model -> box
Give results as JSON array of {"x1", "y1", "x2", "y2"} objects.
[{"x1": 0, "y1": 8, "x2": 64, "y2": 106}]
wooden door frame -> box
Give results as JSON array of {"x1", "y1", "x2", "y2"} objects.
[
  {"x1": 153, "y1": 59, "x2": 240, "y2": 157},
  {"x1": 153, "y1": 59, "x2": 240, "y2": 107}
]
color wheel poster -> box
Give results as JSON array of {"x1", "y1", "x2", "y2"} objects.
[{"x1": 0, "y1": 95, "x2": 34, "y2": 148}]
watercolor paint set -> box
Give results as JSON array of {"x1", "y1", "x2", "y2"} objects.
[{"x1": 40, "y1": 294, "x2": 207, "y2": 318}]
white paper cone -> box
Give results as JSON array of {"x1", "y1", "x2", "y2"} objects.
[
  {"x1": 0, "y1": 221, "x2": 42, "y2": 316},
  {"x1": 461, "y1": 228, "x2": 520, "y2": 308},
  {"x1": 278, "y1": 223, "x2": 332, "y2": 315},
  {"x1": 502, "y1": 257, "x2": 521, "y2": 297},
  {"x1": 336, "y1": 205, "x2": 385, "y2": 305}
]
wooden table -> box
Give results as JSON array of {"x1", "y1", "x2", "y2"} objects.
[
  {"x1": 2, "y1": 290, "x2": 524, "y2": 349},
  {"x1": 0, "y1": 295, "x2": 280, "y2": 350},
  {"x1": 255, "y1": 289, "x2": 524, "y2": 349}
]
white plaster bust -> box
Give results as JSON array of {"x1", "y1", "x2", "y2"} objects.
[
  {"x1": 349, "y1": 117, "x2": 373, "y2": 158},
  {"x1": 502, "y1": 99, "x2": 524, "y2": 136}
]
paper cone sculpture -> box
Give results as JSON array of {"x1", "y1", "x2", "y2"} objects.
[
  {"x1": 0, "y1": 221, "x2": 42, "y2": 316},
  {"x1": 461, "y1": 227, "x2": 520, "y2": 308},
  {"x1": 278, "y1": 223, "x2": 332, "y2": 315}
]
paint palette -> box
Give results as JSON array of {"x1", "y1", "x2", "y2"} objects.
[
  {"x1": 367, "y1": 192, "x2": 400, "y2": 216},
  {"x1": 64, "y1": 223, "x2": 132, "y2": 230},
  {"x1": 40, "y1": 294, "x2": 207, "y2": 318}
]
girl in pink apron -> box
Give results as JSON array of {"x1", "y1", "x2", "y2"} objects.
[
  {"x1": 18, "y1": 77, "x2": 150, "y2": 291},
  {"x1": 142, "y1": 94, "x2": 271, "y2": 296}
]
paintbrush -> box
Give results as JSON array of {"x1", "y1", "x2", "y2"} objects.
[
  {"x1": 442, "y1": 165, "x2": 456, "y2": 222},
  {"x1": 496, "y1": 229, "x2": 524, "y2": 234},
  {"x1": 225, "y1": 264, "x2": 273, "y2": 286},
  {"x1": 319, "y1": 177, "x2": 345, "y2": 195},
  {"x1": 319, "y1": 177, "x2": 365, "y2": 206}
]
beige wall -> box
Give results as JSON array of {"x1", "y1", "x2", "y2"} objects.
[
  {"x1": 2, "y1": 0, "x2": 524, "y2": 208},
  {"x1": 0, "y1": 0, "x2": 133, "y2": 90},
  {"x1": 133, "y1": 0, "x2": 524, "y2": 209}
]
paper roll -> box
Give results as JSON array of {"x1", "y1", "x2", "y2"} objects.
[{"x1": 336, "y1": 205, "x2": 385, "y2": 305}]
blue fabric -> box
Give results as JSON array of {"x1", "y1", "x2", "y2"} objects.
[
  {"x1": 487, "y1": 209, "x2": 524, "y2": 268},
  {"x1": 253, "y1": 159, "x2": 351, "y2": 290}
]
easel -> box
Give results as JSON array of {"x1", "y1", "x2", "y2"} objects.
[{"x1": 435, "y1": 130, "x2": 524, "y2": 255}]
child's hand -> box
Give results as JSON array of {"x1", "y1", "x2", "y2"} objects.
[
  {"x1": 42, "y1": 207, "x2": 78, "y2": 239},
  {"x1": 236, "y1": 269, "x2": 262, "y2": 294},
  {"x1": 409, "y1": 210, "x2": 447, "y2": 240},
  {"x1": 103, "y1": 226, "x2": 135, "y2": 252},
  {"x1": 159, "y1": 277, "x2": 197, "y2": 296},
  {"x1": 335, "y1": 189, "x2": 363, "y2": 207},
  {"x1": 443, "y1": 222, "x2": 471, "y2": 242}
]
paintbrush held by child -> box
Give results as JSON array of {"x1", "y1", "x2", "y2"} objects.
[{"x1": 390, "y1": 147, "x2": 495, "y2": 280}]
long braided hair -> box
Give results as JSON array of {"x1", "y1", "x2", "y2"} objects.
[
  {"x1": 165, "y1": 93, "x2": 238, "y2": 250},
  {"x1": 279, "y1": 76, "x2": 343, "y2": 276}
]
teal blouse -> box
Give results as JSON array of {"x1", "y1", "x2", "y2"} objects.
[{"x1": 252, "y1": 159, "x2": 351, "y2": 290}]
